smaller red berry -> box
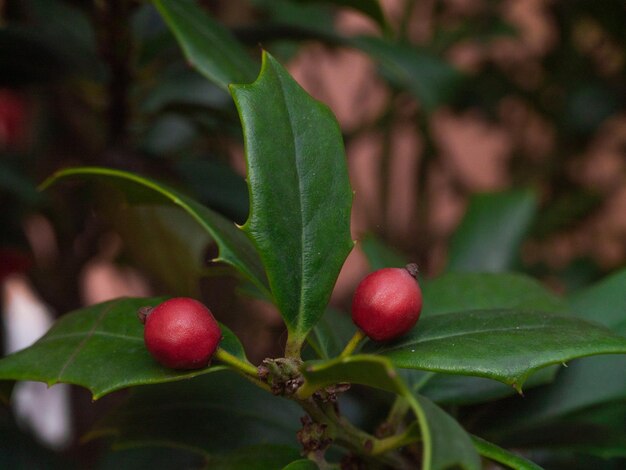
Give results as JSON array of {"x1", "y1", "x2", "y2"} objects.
[
  {"x1": 352, "y1": 264, "x2": 423, "y2": 342},
  {"x1": 141, "y1": 297, "x2": 221, "y2": 369}
]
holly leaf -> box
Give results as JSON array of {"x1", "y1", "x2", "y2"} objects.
[
  {"x1": 230, "y1": 52, "x2": 353, "y2": 349},
  {"x1": 368, "y1": 309, "x2": 626, "y2": 391},
  {"x1": 299, "y1": 355, "x2": 481, "y2": 470},
  {"x1": 153, "y1": 0, "x2": 257, "y2": 89},
  {"x1": 351, "y1": 37, "x2": 464, "y2": 113},
  {"x1": 40, "y1": 167, "x2": 269, "y2": 298},
  {"x1": 422, "y1": 272, "x2": 568, "y2": 316},
  {"x1": 473, "y1": 271, "x2": 626, "y2": 437},
  {"x1": 106, "y1": 205, "x2": 212, "y2": 297},
  {"x1": 0, "y1": 297, "x2": 248, "y2": 399},
  {"x1": 359, "y1": 233, "x2": 408, "y2": 271},
  {"x1": 88, "y1": 371, "x2": 301, "y2": 456},
  {"x1": 447, "y1": 189, "x2": 538, "y2": 272},
  {"x1": 296, "y1": 0, "x2": 389, "y2": 34},
  {"x1": 568, "y1": 267, "x2": 626, "y2": 328},
  {"x1": 307, "y1": 308, "x2": 357, "y2": 359}
]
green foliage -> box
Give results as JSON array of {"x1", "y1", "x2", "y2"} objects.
[
  {"x1": 2, "y1": 0, "x2": 626, "y2": 468},
  {"x1": 153, "y1": 0, "x2": 258, "y2": 89},
  {"x1": 370, "y1": 309, "x2": 626, "y2": 390},
  {"x1": 0, "y1": 298, "x2": 247, "y2": 399},
  {"x1": 447, "y1": 189, "x2": 538, "y2": 272},
  {"x1": 231, "y1": 52, "x2": 353, "y2": 349},
  {"x1": 88, "y1": 370, "x2": 301, "y2": 455},
  {"x1": 40, "y1": 167, "x2": 269, "y2": 297},
  {"x1": 300, "y1": 355, "x2": 481, "y2": 470}
]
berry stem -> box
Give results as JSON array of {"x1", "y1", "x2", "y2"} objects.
[
  {"x1": 385, "y1": 396, "x2": 411, "y2": 432},
  {"x1": 214, "y1": 347, "x2": 258, "y2": 377},
  {"x1": 371, "y1": 428, "x2": 420, "y2": 456},
  {"x1": 339, "y1": 330, "x2": 366, "y2": 358},
  {"x1": 405, "y1": 263, "x2": 419, "y2": 279}
]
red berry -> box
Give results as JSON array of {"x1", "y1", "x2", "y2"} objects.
[
  {"x1": 352, "y1": 264, "x2": 423, "y2": 341},
  {"x1": 143, "y1": 297, "x2": 222, "y2": 369}
]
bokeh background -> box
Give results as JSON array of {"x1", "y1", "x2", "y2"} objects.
[{"x1": 1, "y1": 0, "x2": 625, "y2": 466}]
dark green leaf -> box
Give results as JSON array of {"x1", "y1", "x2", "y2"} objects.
[
  {"x1": 153, "y1": 0, "x2": 257, "y2": 89},
  {"x1": 231, "y1": 52, "x2": 353, "y2": 347},
  {"x1": 89, "y1": 371, "x2": 300, "y2": 455},
  {"x1": 447, "y1": 189, "x2": 537, "y2": 272},
  {"x1": 406, "y1": 273, "x2": 566, "y2": 404},
  {"x1": 351, "y1": 37, "x2": 464, "y2": 113},
  {"x1": 282, "y1": 459, "x2": 318, "y2": 470},
  {"x1": 474, "y1": 272, "x2": 626, "y2": 444},
  {"x1": 300, "y1": 355, "x2": 481, "y2": 470},
  {"x1": 369, "y1": 309, "x2": 626, "y2": 390},
  {"x1": 296, "y1": 0, "x2": 389, "y2": 34},
  {"x1": 360, "y1": 234, "x2": 408, "y2": 271},
  {"x1": 422, "y1": 272, "x2": 568, "y2": 316},
  {"x1": 40, "y1": 167, "x2": 269, "y2": 297},
  {"x1": 175, "y1": 159, "x2": 249, "y2": 225},
  {"x1": 0, "y1": 298, "x2": 248, "y2": 399},
  {"x1": 107, "y1": 205, "x2": 211, "y2": 297},
  {"x1": 480, "y1": 333, "x2": 626, "y2": 436},
  {"x1": 140, "y1": 64, "x2": 232, "y2": 114},
  {"x1": 308, "y1": 308, "x2": 356, "y2": 359},
  {"x1": 568, "y1": 268, "x2": 626, "y2": 328},
  {"x1": 418, "y1": 367, "x2": 558, "y2": 406},
  {"x1": 0, "y1": 407, "x2": 67, "y2": 469}
]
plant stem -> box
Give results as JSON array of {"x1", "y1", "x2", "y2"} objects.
[
  {"x1": 214, "y1": 348, "x2": 258, "y2": 376},
  {"x1": 386, "y1": 396, "x2": 411, "y2": 431},
  {"x1": 285, "y1": 333, "x2": 303, "y2": 359},
  {"x1": 339, "y1": 330, "x2": 366, "y2": 358},
  {"x1": 321, "y1": 401, "x2": 411, "y2": 469},
  {"x1": 372, "y1": 430, "x2": 420, "y2": 456}
]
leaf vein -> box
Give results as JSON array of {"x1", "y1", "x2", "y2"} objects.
[{"x1": 55, "y1": 303, "x2": 117, "y2": 380}]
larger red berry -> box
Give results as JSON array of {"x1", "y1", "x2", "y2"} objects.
[
  {"x1": 352, "y1": 264, "x2": 423, "y2": 341},
  {"x1": 142, "y1": 297, "x2": 221, "y2": 369}
]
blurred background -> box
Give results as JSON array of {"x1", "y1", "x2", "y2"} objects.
[{"x1": 1, "y1": 0, "x2": 625, "y2": 466}]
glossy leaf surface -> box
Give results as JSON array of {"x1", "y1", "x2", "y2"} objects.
[
  {"x1": 40, "y1": 167, "x2": 269, "y2": 297},
  {"x1": 0, "y1": 298, "x2": 247, "y2": 399},
  {"x1": 153, "y1": 0, "x2": 257, "y2": 89},
  {"x1": 231, "y1": 52, "x2": 353, "y2": 344},
  {"x1": 369, "y1": 309, "x2": 626, "y2": 389},
  {"x1": 300, "y1": 355, "x2": 481, "y2": 470},
  {"x1": 422, "y1": 272, "x2": 568, "y2": 316},
  {"x1": 477, "y1": 271, "x2": 626, "y2": 437},
  {"x1": 447, "y1": 189, "x2": 537, "y2": 272}
]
